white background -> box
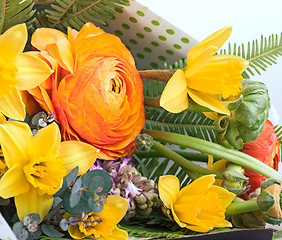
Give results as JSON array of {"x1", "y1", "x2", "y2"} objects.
[{"x1": 138, "y1": 0, "x2": 282, "y2": 126}]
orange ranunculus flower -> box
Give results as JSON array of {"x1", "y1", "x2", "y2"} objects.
[
  {"x1": 28, "y1": 23, "x2": 145, "y2": 160},
  {"x1": 240, "y1": 120, "x2": 280, "y2": 196}
]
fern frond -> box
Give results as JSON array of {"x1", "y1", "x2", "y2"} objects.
[
  {"x1": 0, "y1": 0, "x2": 36, "y2": 34},
  {"x1": 220, "y1": 33, "x2": 282, "y2": 78},
  {"x1": 33, "y1": 0, "x2": 128, "y2": 31},
  {"x1": 120, "y1": 224, "x2": 188, "y2": 239},
  {"x1": 145, "y1": 109, "x2": 215, "y2": 142},
  {"x1": 274, "y1": 125, "x2": 282, "y2": 146}
]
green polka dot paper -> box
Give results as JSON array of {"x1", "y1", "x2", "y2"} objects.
[{"x1": 96, "y1": 0, "x2": 198, "y2": 70}]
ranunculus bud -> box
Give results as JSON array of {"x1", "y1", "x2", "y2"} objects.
[
  {"x1": 215, "y1": 80, "x2": 270, "y2": 149},
  {"x1": 29, "y1": 22, "x2": 145, "y2": 160}
]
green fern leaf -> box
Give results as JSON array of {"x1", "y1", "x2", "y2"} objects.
[
  {"x1": 33, "y1": 0, "x2": 128, "y2": 31},
  {"x1": 0, "y1": 0, "x2": 36, "y2": 34},
  {"x1": 220, "y1": 33, "x2": 282, "y2": 78},
  {"x1": 274, "y1": 125, "x2": 282, "y2": 145},
  {"x1": 120, "y1": 224, "x2": 188, "y2": 239}
]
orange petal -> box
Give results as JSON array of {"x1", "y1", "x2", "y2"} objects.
[{"x1": 31, "y1": 28, "x2": 67, "y2": 50}]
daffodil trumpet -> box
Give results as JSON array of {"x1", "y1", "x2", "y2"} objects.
[{"x1": 142, "y1": 129, "x2": 282, "y2": 181}]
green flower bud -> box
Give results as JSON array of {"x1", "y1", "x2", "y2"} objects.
[
  {"x1": 135, "y1": 133, "x2": 154, "y2": 151},
  {"x1": 257, "y1": 190, "x2": 275, "y2": 212},
  {"x1": 135, "y1": 194, "x2": 147, "y2": 205},
  {"x1": 138, "y1": 207, "x2": 153, "y2": 216},
  {"x1": 138, "y1": 203, "x2": 148, "y2": 210},
  {"x1": 215, "y1": 80, "x2": 270, "y2": 149},
  {"x1": 221, "y1": 163, "x2": 249, "y2": 194}
]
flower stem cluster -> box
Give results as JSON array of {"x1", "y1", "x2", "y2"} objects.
[{"x1": 91, "y1": 156, "x2": 158, "y2": 220}]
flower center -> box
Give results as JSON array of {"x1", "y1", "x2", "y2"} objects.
[
  {"x1": 23, "y1": 156, "x2": 67, "y2": 195},
  {"x1": 110, "y1": 78, "x2": 121, "y2": 94},
  {"x1": 0, "y1": 55, "x2": 18, "y2": 97},
  {"x1": 78, "y1": 213, "x2": 102, "y2": 236}
]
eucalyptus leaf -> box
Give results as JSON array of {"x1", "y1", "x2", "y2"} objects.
[
  {"x1": 54, "y1": 166, "x2": 79, "y2": 198},
  {"x1": 13, "y1": 222, "x2": 28, "y2": 240},
  {"x1": 70, "y1": 178, "x2": 82, "y2": 208},
  {"x1": 88, "y1": 196, "x2": 104, "y2": 213},
  {"x1": 59, "y1": 219, "x2": 69, "y2": 231},
  {"x1": 81, "y1": 170, "x2": 112, "y2": 195},
  {"x1": 63, "y1": 190, "x2": 92, "y2": 215},
  {"x1": 41, "y1": 224, "x2": 64, "y2": 237}
]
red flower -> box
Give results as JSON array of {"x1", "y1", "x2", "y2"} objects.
[{"x1": 240, "y1": 120, "x2": 280, "y2": 195}]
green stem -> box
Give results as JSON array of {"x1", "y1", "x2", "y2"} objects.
[
  {"x1": 142, "y1": 129, "x2": 282, "y2": 180},
  {"x1": 152, "y1": 140, "x2": 223, "y2": 179},
  {"x1": 226, "y1": 198, "x2": 259, "y2": 215},
  {"x1": 144, "y1": 96, "x2": 212, "y2": 112},
  {"x1": 135, "y1": 150, "x2": 220, "y2": 162},
  {"x1": 139, "y1": 69, "x2": 176, "y2": 82}
]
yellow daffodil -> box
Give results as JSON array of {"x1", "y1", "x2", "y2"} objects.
[
  {"x1": 160, "y1": 27, "x2": 248, "y2": 115},
  {"x1": 0, "y1": 122, "x2": 99, "y2": 221},
  {"x1": 158, "y1": 174, "x2": 236, "y2": 232},
  {"x1": 64, "y1": 195, "x2": 128, "y2": 240},
  {"x1": 0, "y1": 24, "x2": 53, "y2": 120}
]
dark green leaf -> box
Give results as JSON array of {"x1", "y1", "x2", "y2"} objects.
[{"x1": 41, "y1": 224, "x2": 64, "y2": 237}]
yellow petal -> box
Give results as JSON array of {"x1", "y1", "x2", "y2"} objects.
[
  {"x1": 0, "y1": 121, "x2": 32, "y2": 168},
  {"x1": 59, "y1": 141, "x2": 99, "y2": 176},
  {"x1": 0, "y1": 113, "x2": 6, "y2": 123},
  {"x1": 0, "y1": 24, "x2": 27, "y2": 59},
  {"x1": 0, "y1": 165, "x2": 30, "y2": 198},
  {"x1": 102, "y1": 227, "x2": 129, "y2": 240},
  {"x1": 215, "y1": 219, "x2": 233, "y2": 228},
  {"x1": 171, "y1": 205, "x2": 187, "y2": 228},
  {"x1": 210, "y1": 185, "x2": 236, "y2": 208},
  {"x1": 187, "y1": 27, "x2": 232, "y2": 65},
  {"x1": 203, "y1": 112, "x2": 218, "y2": 120},
  {"x1": 212, "y1": 159, "x2": 228, "y2": 173},
  {"x1": 185, "y1": 46, "x2": 218, "y2": 78},
  {"x1": 158, "y1": 175, "x2": 180, "y2": 208},
  {"x1": 210, "y1": 54, "x2": 249, "y2": 71},
  {"x1": 68, "y1": 224, "x2": 85, "y2": 239},
  {"x1": 178, "y1": 175, "x2": 215, "y2": 197},
  {"x1": 15, "y1": 53, "x2": 53, "y2": 90},
  {"x1": 187, "y1": 88, "x2": 230, "y2": 115},
  {"x1": 184, "y1": 223, "x2": 213, "y2": 233},
  {"x1": 0, "y1": 87, "x2": 26, "y2": 120},
  {"x1": 160, "y1": 69, "x2": 188, "y2": 113},
  {"x1": 29, "y1": 122, "x2": 61, "y2": 158},
  {"x1": 14, "y1": 187, "x2": 53, "y2": 221},
  {"x1": 103, "y1": 195, "x2": 128, "y2": 224}
]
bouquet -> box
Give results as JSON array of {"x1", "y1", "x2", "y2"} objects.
[{"x1": 0, "y1": 1, "x2": 282, "y2": 239}]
